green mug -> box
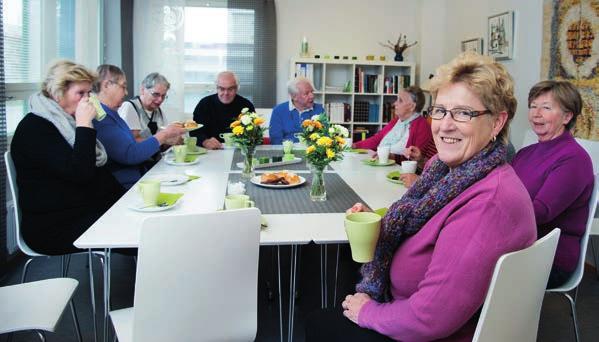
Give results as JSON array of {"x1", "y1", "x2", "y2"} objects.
[
  {"x1": 184, "y1": 137, "x2": 197, "y2": 151},
  {"x1": 173, "y1": 145, "x2": 187, "y2": 163},
  {"x1": 344, "y1": 212, "x2": 382, "y2": 263},
  {"x1": 138, "y1": 179, "x2": 161, "y2": 206},
  {"x1": 219, "y1": 132, "x2": 234, "y2": 146},
  {"x1": 282, "y1": 140, "x2": 293, "y2": 154},
  {"x1": 283, "y1": 153, "x2": 295, "y2": 161},
  {"x1": 224, "y1": 194, "x2": 255, "y2": 210}
]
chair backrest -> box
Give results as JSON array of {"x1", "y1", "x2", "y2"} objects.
[
  {"x1": 132, "y1": 208, "x2": 261, "y2": 342},
  {"x1": 548, "y1": 173, "x2": 599, "y2": 292},
  {"x1": 472, "y1": 228, "x2": 560, "y2": 342},
  {"x1": 4, "y1": 151, "x2": 42, "y2": 257},
  {"x1": 575, "y1": 137, "x2": 599, "y2": 174}
]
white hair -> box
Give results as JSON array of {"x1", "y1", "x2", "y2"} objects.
[
  {"x1": 287, "y1": 77, "x2": 314, "y2": 96},
  {"x1": 215, "y1": 71, "x2": 240, "y2": 91}
]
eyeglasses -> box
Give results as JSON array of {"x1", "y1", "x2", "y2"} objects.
[
  {"x1": 427, "y1": 105, "x2": 492, "y2": 122},
  {"x1": 150, "y1": 91, "x2": 168, "y2": 100},
  {"x1": 216, "y1": 85, "x2": 237, "y2": 93},
  {"x1": 110, "y1": 80, "x2": 127, "y2": 91}
]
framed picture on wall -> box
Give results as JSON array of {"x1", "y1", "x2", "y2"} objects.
[
  {"x1": 461, "y1": 38, "x2": 484, "y2": 54},
  {"x1": 488, "y1": 11, "x2": 514, "y2": 60}
]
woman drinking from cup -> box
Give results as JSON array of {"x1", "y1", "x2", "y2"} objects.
[
  {"x1": 306, "y1": 52, "x2": 537, "y2": 341},
  {"x1": 10, "y1": 60, "x2": 125, "y2": 255},
  {"x1": 352, "y1": 86, "x2": 436, "y2": 164},
  {"x1": 512, "y1": 80, "x2": 593, "y2": 288}
]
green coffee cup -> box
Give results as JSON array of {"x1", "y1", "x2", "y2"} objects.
[
  {"x1": 173, "y1": 145, "x2": 187, "y2": 163},
  {"x1": 344, "y1": 212, "x2": 382, "y2": 263},
  {"x1": 184, "y1": 137, "x2": 197, "y2": 151},
  {"x1": 219, "y1": 132, "x2": 234, "y2": 146},
  {"x1": 283, "y1": 140, "x2": 293, "y2": 154},
  {"x1": 224, "y1": 194, "x2": 255, "y2": 210},
  {"x1": 138, "y1": 179, "x2": 161, "y2": 206},
  {"x1": 283, "y1": 153, "x2": 295, "y2": 161}
]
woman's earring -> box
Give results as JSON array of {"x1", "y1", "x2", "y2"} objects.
[{"x1": 492, "y1": 136, "x2": 497, "y2": 142}]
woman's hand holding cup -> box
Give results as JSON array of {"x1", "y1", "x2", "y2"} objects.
[
  {"x1": 346, "y1": 202, "x2": 370, "y2": 215},
  {"x1": 74, "y1": 96, "x2": 96, "y2": 128}
]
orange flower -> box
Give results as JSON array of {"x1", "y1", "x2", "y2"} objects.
[
  {"x1": 314, "y1": 121, "x2": 323, "y2": 129},
  {"x1": 302, "y1": 120, "x2": 313, "y2": 128},
  {"x1": 253, "y1": 117, "x2": 265, "y2": 125},
  {"x1": 230, "y1": 120, "x2": 241, "y2": 128}
]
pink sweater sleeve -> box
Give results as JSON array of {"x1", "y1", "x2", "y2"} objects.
[
  {"x1": 353, "y1": 118, "x2": 399, "y2": 150},
  {"x1": 357, "y1": 198, "x2": 534, "y2": 341}
]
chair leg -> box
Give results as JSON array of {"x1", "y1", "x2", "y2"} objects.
[
  {"x1": 62, "y1": 254, "x2": 72, "y2": 277},
  {"x1": 333, "y1": 244, "x2": 340, "y2": 307},
  {"x1": 70, "y1": 300, "x2": 83, "y2": 342},
  {"x1": 35, "y1": 330, "x2": 46, "y2": 342},
  {"x1": 90, "y1": 251, "x2": 103, "y2": 342},
  {"x1": 21, "y1": 257, "x2": 35, "y2": 283},
  {"x1": 590, "y1": 236, "x2": 599, "y2": 278},
  {"x1": 562, "y1": 292, "x2": 580, "y2": 342}
]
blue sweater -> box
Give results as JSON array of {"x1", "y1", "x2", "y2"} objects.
[
  {"x1": 268, "y1": 101, "x2": 324, "y2": 144},
  {"x1": 94, "y1": 103, "x2": 160, "y2": 188}
]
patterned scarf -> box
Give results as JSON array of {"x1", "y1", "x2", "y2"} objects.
[{"x1": 356, "y1": 141, "x2": 507, "y2": 302}]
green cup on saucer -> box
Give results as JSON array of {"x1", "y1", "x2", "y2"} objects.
[
  {"x1": 219, "y1": 132, "x2": 234, "y2": 147},
  {"x1": 173, "y1": 145, "x2": 187, "y2": 163},
  {"x1": 283, "y1": 154, "x2": 295, "y2": 161},
  {"x1": 138, "y1": 179, "x2": 160, "y2": 206},
  {"x1": 184, "y1": 137, "x2": 197, "y2": 152}
]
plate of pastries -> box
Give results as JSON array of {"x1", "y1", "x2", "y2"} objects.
[
  {"x1": 251, "y1": 171, "x2": 306, "y2": 188},
  {"x1": 165, "y1": 119, "x2": 203, "y2": 131}
]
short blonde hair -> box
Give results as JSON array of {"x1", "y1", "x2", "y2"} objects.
[
  {"x1": 428, "y1": 52, "x2": 517, "y2": 143},
  {"x1": 41, "y1": 60, "x2": 97, "y2": 100}
]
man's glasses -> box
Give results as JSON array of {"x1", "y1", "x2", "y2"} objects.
[
  {"x1": 217, "y1": 85, "x2": 237, "y2": 93},
  {"x1": 427, "y1": 105, "x2": 492, "y2": 122},
  {"x1": 150, "y1": 91, "x2": 168, "y2": 100}
]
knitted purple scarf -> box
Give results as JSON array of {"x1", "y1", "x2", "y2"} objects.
[{"x1": 356, "y1": 141, "x2": 507, "y2": 302}]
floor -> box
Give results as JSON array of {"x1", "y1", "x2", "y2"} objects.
[{"x1": 1, "y1": 243, "x2": 598, "y2": 342}]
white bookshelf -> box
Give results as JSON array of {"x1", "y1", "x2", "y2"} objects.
[{"x1": 290, "y1": 58, "x2": 415, "y2": 140}]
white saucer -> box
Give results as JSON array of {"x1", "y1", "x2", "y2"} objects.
[
  {"x1": 151, "y1": 174, "x2": 189, "y2": 186},
  {"x1": 164, "y1": 157, "x2": 200, "y2": 166}
]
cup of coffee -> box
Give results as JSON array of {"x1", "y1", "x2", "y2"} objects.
[
  {"x1": 173, "y1": 145, "x2": 187, "y2": 163},
  {"x1": 219, "y1": 132, "x2": 234, "y2": 146},
  {"x1": 282, "y1": 140, "x2": 293, "y2": 154},
  {"x1": 377, "y1": 146, "x2": 390, "y2": 164},
  {"x1": 224, "y1": 194, "x2": 255, "y2": 210},
  {"x1": 401, "y1": 160, "x2": 417, "y2": 174},
  {"x1": 344, "y1": 212, "x2": 382, "y2": 263},
  {"x1": 184, "y1": 137, "x2": 197, "y2": 151},
  {"x1": 138, "y1": 179, "x2": 161, "y2": 207}
]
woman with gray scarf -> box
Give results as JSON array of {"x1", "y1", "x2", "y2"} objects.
[{"x1": 10, "y1": 60, "x2": 125, "y2": 255}]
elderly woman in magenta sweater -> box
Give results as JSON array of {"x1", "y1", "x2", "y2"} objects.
[
  {"x1": 512, "y1": 80, "x2": 593, "y2": 288},
  {"x1": 306, "y1": 52, "x2": 537, "y2": 341},
  {"x1": 352, "y1": 86, "x2": 436, "y2": 163}
]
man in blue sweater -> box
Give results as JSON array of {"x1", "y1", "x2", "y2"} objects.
[
  {"x1": 269, "y1": 77, "x2": 324, "y2": 144},
  {"x1": 93, "y1": 65, "x2": 185, "y2": 188}
]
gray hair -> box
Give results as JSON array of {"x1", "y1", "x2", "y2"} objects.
[
  {"x1": 287, "y1": 77, "x2": 314, "y2": 96},
  {"x1": 215, "y1": 71, "x2": 240, "y2": 90},
  {"x1": 141, "y1": 72, "x2": 170, "y2": 90},
  {"x1": 93, "y1": 64, "x2": 125, "y2": 93}
]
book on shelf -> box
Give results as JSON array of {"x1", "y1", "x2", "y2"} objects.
[
  {"x1": 354, "y1": 101, "x2": 370, "y2": 122},
  {"x1": 325, "y1": 102, "x2": 351, "y2": 123},
  {"x1": 383, "y1": 102, "x2": 396, "y2": 123},
  {"x1": 368, "y1": 104, "x2": 379, "y2": 122},
  {"x1": 294, "y1": 63, "x2": 315, "y2": 87},
  {"x1": 383, "y1": 75, "x2": 411, "y2": 94}
]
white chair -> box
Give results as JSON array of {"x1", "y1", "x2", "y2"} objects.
[
  {"x1": 110, "y1": 208, "x2": 261, "y2": 342},
  {"x1": 5, "y1": 151, "x2": 105, "y2": 341},
  {"x1": 472, "y1": 228, "x2": 560, "y2": 342},
  {"x1": 0, "y1": 278, "x2": 81, "y2": 341},
  {"x1": 546, "y1": 173, "x2": 599, "y2": 342}
]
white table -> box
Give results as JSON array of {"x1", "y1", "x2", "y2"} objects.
[{"x1": 74, "y1": 148, "x2": 407, "y2": 342}]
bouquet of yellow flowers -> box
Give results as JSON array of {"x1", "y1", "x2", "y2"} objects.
[
  {"x1": 230, "y1": 108, "x2": 267, "y2": 147},
  {"x1": 229, "y1": 108, "x2": 267, "y2": 179},
  {"x1": 299, "y1": 113, "x2": 349, "y2": 201},
  {"x1": 299, "y1": 113, "x2": 349, "y2": 169}
]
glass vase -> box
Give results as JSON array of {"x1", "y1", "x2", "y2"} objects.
[
  {"x1": 310, "y1": 165, "x2": 326, "y2": 201},
  {"x1": 240, "y1": 145, "x2": 256, "y2": 180}
]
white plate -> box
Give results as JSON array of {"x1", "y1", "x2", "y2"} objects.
[
  {"x1": 250, "y1": 175, "x2": 306, "y2": 188},
  {"x1": 128, "y1": 199, "x2": 181, "y2": 212},
  {"x1": 151, "y1": 174, "x2": 189, "y2": 186},
  {"x1": 164, "y1": 157, "x2": 200, "y2": 166},
  {"x1": 160, "y1": 124, "x2": 203, "y2": 132},
  {"x1": 236, "y1": 157, "x2": 302, "y2": 170}
]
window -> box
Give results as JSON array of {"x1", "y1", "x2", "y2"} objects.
[
  {"x1": 182, "y1": 0, "x2": 276, "y2": 113},
  {"x1": 2, "y1": 0, "x2": 101, "y2": 135}
]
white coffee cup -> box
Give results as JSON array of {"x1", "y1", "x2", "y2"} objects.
[
  {"x1": 377, "y1": 146, "x2": 390, "y2": 164},
  {"x1": 401, "y1": 160, "x2": 418, "y2": 174}
]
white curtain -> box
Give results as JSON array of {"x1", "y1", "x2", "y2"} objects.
[{"x1": 133, "y1": 0, "x2": 186, "y2": 122}]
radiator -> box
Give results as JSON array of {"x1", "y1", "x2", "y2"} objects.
[{"x1": 6, "y1": 200, "x2": 18, "y2": 255}]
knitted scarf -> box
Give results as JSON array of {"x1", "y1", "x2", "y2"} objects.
[
  {"x1": 29, "y1": 92, "x2": 108, "y2": 166},
  {"x1": 356, "y1": 141, "x2": 507, "y2": 302}
]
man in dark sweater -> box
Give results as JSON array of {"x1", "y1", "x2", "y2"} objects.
[{"x1": 190, "y1": 71, "x2": 255, "y2": 149}]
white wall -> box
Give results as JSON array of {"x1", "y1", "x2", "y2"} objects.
[
  {"x1": 420, "y1": 0, "x2": 544, "y2": 149},
  {"x1": 275, "y1": 0, "x2": 422, "y2": 103}
]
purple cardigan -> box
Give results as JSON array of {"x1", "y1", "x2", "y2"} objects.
[
  {"x1": 512, "y1": 131, "x2": 593, "y2": 272},
  {"x1": 358, "y1": 164, "x2": 537, "y2": 341}
]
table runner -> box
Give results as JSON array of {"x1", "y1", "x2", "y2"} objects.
[{"x1": 227, "y1": 173, "x2": 365, "y2": 214}]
